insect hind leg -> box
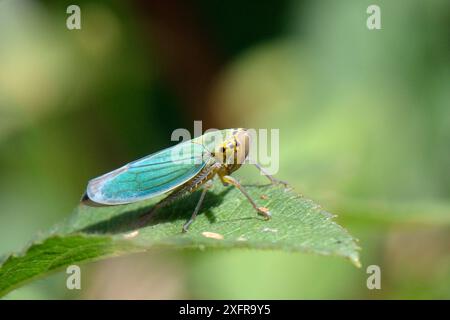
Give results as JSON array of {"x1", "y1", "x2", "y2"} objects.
[
  {"x1": 182, "y1": 180, "x2": 213, "y2": 233},
  {"x1": 135, "y1": 198, "x2": 166, "y2": 228},
  {"x1": 135, "y1": 186, "x2": 187, "y2": 229}
]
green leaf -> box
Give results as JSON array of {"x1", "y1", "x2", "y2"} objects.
[{"x1": 0, "y1": 181, "x2": 360, "y2": 297}]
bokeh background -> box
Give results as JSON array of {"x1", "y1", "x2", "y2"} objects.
[{"x1": 1, "y1": 0, "x2": 449, "y2": 299}]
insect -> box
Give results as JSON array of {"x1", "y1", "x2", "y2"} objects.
[{"x1": 83, "y1": 128, "x2": 286, "y2": 232}]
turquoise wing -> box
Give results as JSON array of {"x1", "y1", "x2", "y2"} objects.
[{"x1": 86, "y1": 141, "x2": 207, "y2": 204}]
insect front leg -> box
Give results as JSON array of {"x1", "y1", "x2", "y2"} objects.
[
  {"x1": 182, "y1": 180, "x2": 213, "y2": 233},
  {"x1": 253, "y1": 163, "x2": 288, "y2": 186},
  {"x1": 220, "y1": 175, "x2": 271, "y2": 220}
]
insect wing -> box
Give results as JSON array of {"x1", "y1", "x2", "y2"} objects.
[{"x1": 86, "y1": 141, "x2": 207, "y2": 204}]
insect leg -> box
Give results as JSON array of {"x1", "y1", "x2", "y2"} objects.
[
  {"x1": 182, "y1": 180, "x2": 213, "y2": 233},
  {"x1": 253, "y1": 163, "x2": 288, "y2": 186},
  {"x1": 136, "y1": 186, "x2": 186, "y2": 228},
  {"x1": 135, "y1": 198, "x2": 166, "y2": 228},
  {"x1": 220, "y1": 175, "x2": 271, "y2": 219}
]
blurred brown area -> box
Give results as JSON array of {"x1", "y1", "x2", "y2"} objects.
[
  {"x1": 132, "y1": 0, "x2": 222, "y2": 127},
  {"x1": 83, "y1": 252, "x2": 187, "y2": 299}
]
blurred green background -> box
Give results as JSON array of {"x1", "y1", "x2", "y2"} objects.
[{"x1": 1, "y1": 0, "x2": 449, "y2": 299}]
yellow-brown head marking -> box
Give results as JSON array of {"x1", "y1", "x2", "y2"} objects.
[{"x1": 213, "y1": 128, "x2": 250, "y2": 174}]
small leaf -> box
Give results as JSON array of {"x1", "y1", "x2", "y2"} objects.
[{"x1": 0, "y1": 181, "x2": 360, "y2": 297}]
